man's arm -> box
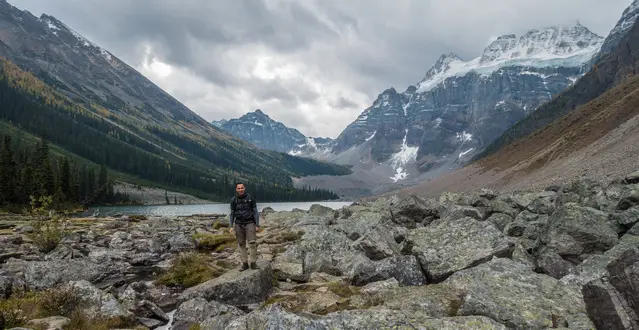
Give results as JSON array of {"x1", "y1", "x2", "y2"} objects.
[
  {"x1": 252, "y1": 199, "x2": 259, "y2": 227},
  {"x1": 229, "y1": 198, "x2": 235, "y2": 227}
]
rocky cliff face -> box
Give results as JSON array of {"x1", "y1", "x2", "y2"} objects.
[
  {"x1": 598, "y1": 0, "x2": 639, "y2": 56},
  {"x1": 332, "y1": 23, "x2": 603, "y2": 182}
]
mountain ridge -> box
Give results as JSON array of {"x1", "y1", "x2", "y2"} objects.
[{"x1": 0, "y1": 0, "x2": 350, "y2": 201}]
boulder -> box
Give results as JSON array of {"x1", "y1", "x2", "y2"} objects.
[
  {"x1": 445, "y1": 258, "x2": 594, "y2": 329},
  {"x1": 611, "y1": 206, "x2": 639, "y2": 230},
  {"x1": 539, "y1": 203, "x2": 618, "y2": 259},
  {"x1": 179, "y1": 260, "x2": 273, "y2": 306},
  {"x1": 582, "y1": 247, "x2": 639, "y2": 330},
  {"x1": 351, "y1": 228, "x2": 400, "y2": 261},
  {"x1": 534, "y1": 249, "x2": 576, "y2": 279},
  {"x1": 441, "y1": 205, "x2": 485, "y2": 221},
  {"x1": 67, "y1": 280, "x2": 131, "y2": 318},
  {"x1": 486, "y1": 213, "x2": 514, "y2": 232},
  {"x1": 27, "y1": 316, "x2": 70, "y2": 329},
  {"x1": 406, "y1": 217, "x2": 513, "y2": 282},
  {"x1": 351, "y1": 255, "x2": 426, "y2": 287},
  {"x1": 170, "y1": 297, "x2": 244, "y2": 330},
  {"x1": 388, "y1": 195, "x2": 441, "y2": 228},
  {"x1": 0, "y1": 258, "x2": 130, "y2": 291},
  {"x1": 309, "y1": 204, "x2": 334, "y2": 217}
]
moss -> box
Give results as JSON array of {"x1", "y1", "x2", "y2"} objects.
[
  {"x1": 156, "y1": 252, "x2": 226, "y2": 288},
  {"x1": 448, "y1": 298, "x2": 463, "y2": 316},
  {"x1": 188, "y1": 324, "x2": 202, "y2": 330},
  {"x1": 214, "y1": 241, "x2": 236, "y2": 253},
  {"x1": 192, "y1": 233, "x2": 236, "y2": 251},
  {"x1": 327, "y1": 281, "x2": 360, "y2": 298},
  {"x1": 129, "y1": 214, "x2": 147, "y2": 221}
]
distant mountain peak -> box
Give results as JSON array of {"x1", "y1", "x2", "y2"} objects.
[
  {"x1": 416, "y1": 23, "x2": 603, "y2": 93},
  {"x1": 423, "y1": 53, "x2": 464, "y2": 81}
]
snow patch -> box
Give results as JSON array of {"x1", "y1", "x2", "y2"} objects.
[
  {"x1": 288, "y1": 150, "x2": 302, "y2": 156},
  {"x1": 456, "y1": 131, "x2": 472, "y2": 142},
  {"x1": 389, "y1": 130, "x2": 419, "y2": 182},
  {"x1": 365, "y1": 131, "x2": 376, "y2": 141},
  {"x1": 458, "y1": 148, "x2": 475, "y2": 158}
]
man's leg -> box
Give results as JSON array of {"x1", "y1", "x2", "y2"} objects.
[
  {"x1": 246, "y1": 223, "x2": 258, "y2": 268},
  {"x1": 235, "y1": 223, "x2": 249, "y2": 270}
]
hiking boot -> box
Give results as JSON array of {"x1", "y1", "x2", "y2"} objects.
[
  {"x1": 250, "y1": 262, "x2": 258, "y2": 269},
  {"x1": 240, "y1": 262, "x2": 249, "y2": 271}
]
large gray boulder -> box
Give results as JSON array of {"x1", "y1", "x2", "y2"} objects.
[
  {"x1": 538, "y1": 203, "x2": 618, "y2": 259},
  {"x1": 66, "y1": 280, "x2": 131, "y2": 319},
  {"x1": 582, "y1": 247, "x2": 639, "y2": 330},
  {"x1": 406, "y1": 217, "x2": 513, "y2": 282},
  {"x1": 179, "y1": 260, "x2": 273, "y2": 306},
  {"x1": 388, "y1": 195, "x2": 441, "y2": 228},
  {"x1": 0, "y1": 258, "x2": 129, "y2": 291},
  {"x1": 445, "y1": 258, "x2": 594, "y2": 329},
  {"x1": 170, "y1": 297, "x2": 244, "y2": 330}
]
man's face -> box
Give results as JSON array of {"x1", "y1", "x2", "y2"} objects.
[{"x1": 236, "y1": 184, "x2": 245, "y2": 195}]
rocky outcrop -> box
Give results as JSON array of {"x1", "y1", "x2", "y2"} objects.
[{"x1": 179, "y1": 260, "x2": 274, "y2": 306}]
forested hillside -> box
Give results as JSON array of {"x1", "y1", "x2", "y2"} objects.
[{"x1": 0, "y1": 58, "x2": 346, "y2": 203}]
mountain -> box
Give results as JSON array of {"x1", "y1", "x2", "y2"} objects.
[
  {"x1": 283, "y1": 23, "x2": 603, "y2": 197},
  {"x1": 477, "y1": 0, "x2": 639, "y2": 160},
  {"x1": 395, "y1": 0, "x2": 639, "y2": 198},
  {"x1": 212, "y1": 109, "x2": 333, "y2": 156},
  {"x1": 0, "y1": 0, "x2": 350, "y2": 202}
]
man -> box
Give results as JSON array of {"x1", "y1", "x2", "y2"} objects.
[{"x1": 229, "y1": 182, "x2": 260, "y2": 270}]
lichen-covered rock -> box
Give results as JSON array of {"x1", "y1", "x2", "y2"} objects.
[
  {"x1": 623, "y1": 170, "x2": 639, "y2": 184},
  {"x1": 377, "y1": 283, "x2": 462, "y2": 318},
  {"x1": 388, "y1": 195, "x2": 441, "y2": 228},
  {"x1": 486, "y1": 213, "x2": 514, "y2": 232},
  {"x1": 0, "y1": 258, "x2": 129, "y2": 291},
  {"x1": 179, "y1": 260, "x2": 273, "y2": 306},
  {"x1": 170, "y1": 297, "x2": 244, "y2": 330},
  {"x1": 539, "y1": 203, "x2": 618, "y2": 258},
  {"x1": 351, "y1": 255, "x2": 427, "y2": 286},
  {"x1": 358, "y1": 278, "x2": 399, "y2": 294},
  {"x1": 490, "y1": 199, "x2": 519, "y2": 218},
  {"x1": 406, "y1": 217, "x2": 513, "y2": 282},
  {"x1": 611, "y1": 205, "x2": 639, "y2": 229},
  {"x1": 569, "y1": 235, "x2": 639, "y2": 286},
  {"x1": 272, "y1": 256, "x2": 306, "y2": 282},
  {"x1": 67, "y1": 280, "x2": 131, "y2": 318},
  {"x1": 27, "y1": 316, "x2": 70, "y2": 329},
  {"x1": 445, "y1": 258, "x2": 594, "y2": 329},
  {"x1": 351, "y1": 228, "x2": 400, "y2": 261},
  {"x1": 582, "y1": 247, "x2": 639, "y2": 330},
  {"x1": 441, "y1": 205, "x2": 485, "y2": 221},
  {"x1": 318, "y1": 309, "x2": 508, "y2": 330},
  {"x1": 534, "y1": 249, "x2": 576, "y2": 279}
]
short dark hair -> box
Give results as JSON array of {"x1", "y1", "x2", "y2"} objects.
[{"x1": 235, "y1": 182, "x2": 245, "y2": 187}]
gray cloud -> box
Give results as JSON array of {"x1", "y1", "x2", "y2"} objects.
[{"x1": 9, "y1": 0, "x2": 633, "y2": 137}]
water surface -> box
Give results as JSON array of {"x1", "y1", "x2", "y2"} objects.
[{"x1": 81, "y1": 201, "x2": 352, "y2": 217}]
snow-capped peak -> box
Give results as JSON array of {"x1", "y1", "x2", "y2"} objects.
[
  {"x1": 480, "y1": 24, "x2": 602, "y2": 64},
  {"x1": 416, "y1": 23, "x2": 603, "y2": 93},
  {"x1": 423, "y1": 53, "x2": 464, "y2": 80}
]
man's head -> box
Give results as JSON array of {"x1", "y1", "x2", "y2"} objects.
[{"x1": 235, "y1": 182, "x2": 246, "y2": 196}]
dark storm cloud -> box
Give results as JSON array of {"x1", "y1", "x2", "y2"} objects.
[{"x1": 8, "y1": 0, "x2": 633, "y2": 137}]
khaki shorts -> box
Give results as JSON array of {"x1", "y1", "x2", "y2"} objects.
[{"x1": 234, "y1": 222, "x2": 256, "y2": 246}]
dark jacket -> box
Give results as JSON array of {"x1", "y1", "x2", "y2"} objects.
[{"x1": 229, "y1": 193, "x2": 259, "y2": 226}]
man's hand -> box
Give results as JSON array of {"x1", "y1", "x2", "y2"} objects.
[
  {"x1": 256, "y1": 226, "x2": 261, "y2": 233},
  {"x1": 229, "y1": 227, "x2": 234, "y2": 234}
]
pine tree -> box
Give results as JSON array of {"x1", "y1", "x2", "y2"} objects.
[
  {"x1": 60, "y1": 158, "x2": 70, "y2": 199},
  {"x1": 0, "y1": 135, "x2": 16, "y2": 204},
  {"x1": 36, "y1": 138, "x2": 55, "y2": 196}
]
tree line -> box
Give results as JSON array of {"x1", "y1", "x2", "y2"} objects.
[{"x1": 0, "y1": 135, "x2": 132, "y2": 212}]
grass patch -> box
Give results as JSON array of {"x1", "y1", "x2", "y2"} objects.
[
  {"x1": 192, "y1": 232, "x2": 236, "y2": 251},
  {"x1": 326, "y1": 281, "x2": 360, "y2": 298},
  {"x1": 0, "y1": 286, "x2": 132, "y2": 330},
  {"x1": 156, "y1": 252, "x2": 227, "y2": 288},
  {"x1": 280, "y1": 230, "x2": 305, "y2": 242},
  {"x1": 212, "y1": 221, "x2": 229, "y2": 229},
  {"x1": 129, "y1": 215, "x2": 147, "y2": 222}
]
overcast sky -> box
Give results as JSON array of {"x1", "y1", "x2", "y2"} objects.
[{"x1": 9, "y1": 0, "x2": 633, "y2": 138}]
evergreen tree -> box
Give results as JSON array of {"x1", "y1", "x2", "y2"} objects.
[
  {"x1": 0, "y1": 135, "x2": 16, "y2": 204},
  {"x1": 60, "y1": 158, "x2": 70, "y2": 199}
]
